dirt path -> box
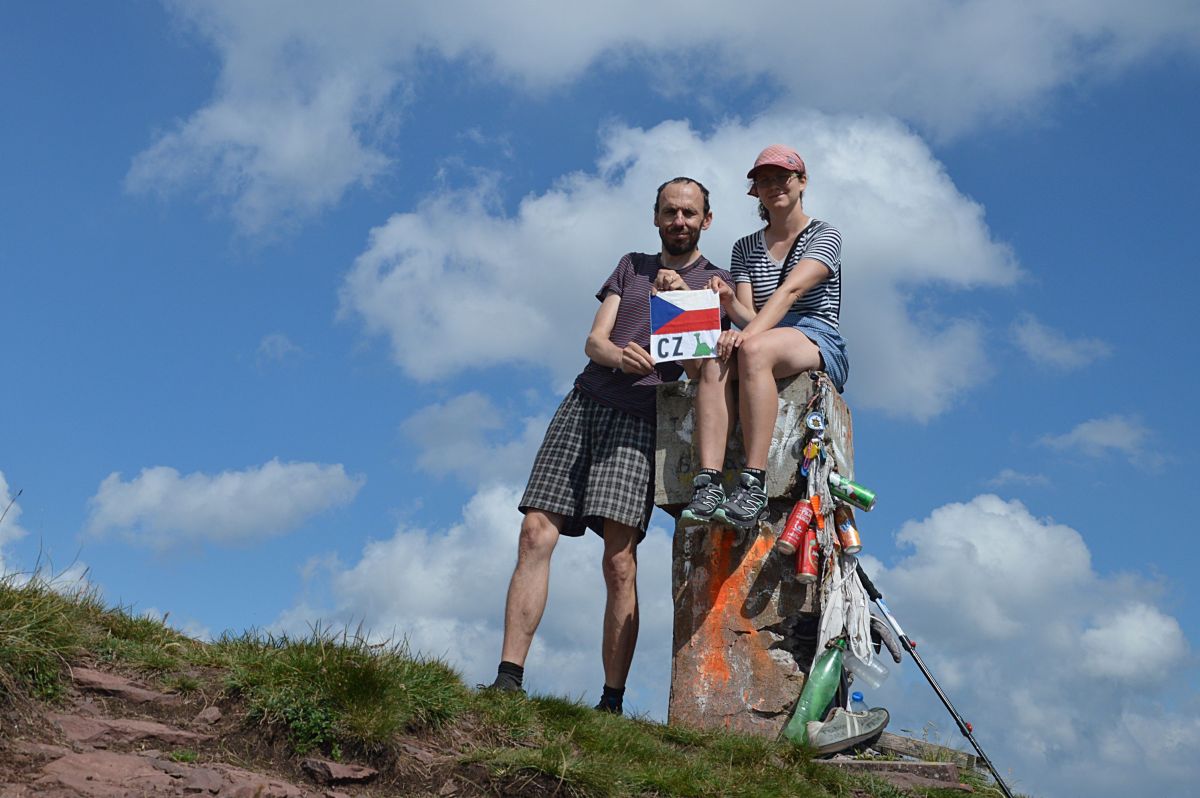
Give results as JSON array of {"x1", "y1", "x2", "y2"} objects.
[{"x1": 0, "y1": 665, "x2": 382, "y2": 797}]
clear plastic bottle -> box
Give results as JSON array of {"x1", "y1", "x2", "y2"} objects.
[
  {"x1": 850, "y1": 691, "x2": 868, "y2": 713},
  {"x1": 844, "y1": 649, "x2": 889, "y2": 689}
]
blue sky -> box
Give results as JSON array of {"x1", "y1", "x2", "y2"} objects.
[{"x1": 2, "y1": 3, "x2": 1199, "y2": 796}]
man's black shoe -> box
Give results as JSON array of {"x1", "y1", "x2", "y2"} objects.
[{"x1": 594, "y1": 696, "x2": 623, "y2": 715}]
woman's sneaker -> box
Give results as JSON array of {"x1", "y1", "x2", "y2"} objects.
[
  {"x1": 713, "y1": 472, "x2": 768, "y2": 530},
  {"x1": 681, "y1": 473, "x2": 726, "y2": 523}
]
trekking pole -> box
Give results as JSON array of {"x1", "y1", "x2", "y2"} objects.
[{"x1": 856, "y1": 563, "x2": 1017, "y2": 798}]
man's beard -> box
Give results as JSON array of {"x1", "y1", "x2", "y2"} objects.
[{"x1": 661, "y1": 226, "x2": 701, "y2": 256}]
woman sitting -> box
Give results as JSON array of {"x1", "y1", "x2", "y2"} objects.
[{"x1": 682, "y1": 144, "x2": 849, "y2": 530}]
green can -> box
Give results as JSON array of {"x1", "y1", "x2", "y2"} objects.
[{"x1": 828, "y1": 472, "x2": 877, "y2": 511}]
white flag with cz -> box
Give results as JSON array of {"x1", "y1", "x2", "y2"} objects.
[{"x1": 649, "y1": 289, "x2": 721, "y2": 363}]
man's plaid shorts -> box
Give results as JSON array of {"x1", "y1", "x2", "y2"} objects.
[{"x1": 519, "y1": 389, "x2": 654, "y2": 539}]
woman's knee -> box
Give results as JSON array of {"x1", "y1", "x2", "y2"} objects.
[
  {"x1": 698, "y1": 357, "x2": 731, "y2": 389},
  {"x1": 738, "y1": 334, "x2": 772, "y2": 374}
]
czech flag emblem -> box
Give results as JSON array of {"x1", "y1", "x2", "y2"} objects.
[{"x1": 650, "y1": 289, "x2": 721, "y2": 363}]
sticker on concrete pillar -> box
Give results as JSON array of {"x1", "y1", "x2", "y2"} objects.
[{"x1": 650, "y1": 290, "x2": 721, "y2": 363}]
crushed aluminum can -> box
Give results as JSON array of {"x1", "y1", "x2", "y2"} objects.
[{"x1": 835, "y1": 505, "x2": 862, "y2": 555}]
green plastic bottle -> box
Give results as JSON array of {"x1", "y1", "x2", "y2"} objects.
[{"x1": 782, "y1": 638, "x2": 846, "y2": 744}]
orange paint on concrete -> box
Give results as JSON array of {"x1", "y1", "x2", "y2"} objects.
[
  {"x1": 694, "y1": 532, "x2": 776, "y2": 694},
  {"x1": 695, "y1": 533, "x2": 733, "y2": 687}
]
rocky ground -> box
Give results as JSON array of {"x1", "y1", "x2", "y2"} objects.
[
  {"x1": 0, "y1": 663, "x2": 527, "y2": 797},
  {"x1": 0, "y1": 661, "x2": 977, "y2": 797}
]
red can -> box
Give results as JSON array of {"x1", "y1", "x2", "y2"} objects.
[
  {"x1": 777, "y1": 499, "x2": 815, "y2": 555},
  {"x1": 835, "y1": 505, "x2": 862, "y2": 555},
  {"x1": 796, "y1": 524, "x2": 819, "y2": 582}
]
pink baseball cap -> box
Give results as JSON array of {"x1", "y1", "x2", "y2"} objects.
[{"x1": 746, "y1": 144, "x2": 806, "y2": 196}]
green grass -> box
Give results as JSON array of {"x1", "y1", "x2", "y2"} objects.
[
  {"x1": 468, "y1": 693, "x2": 843, "y2": 798},
  {"x1": 0, "y1": 572, "x2": 207, "y2": 701},
  {"x1": 215, "y1": 624, "x2": 468, "y2": 754},
  {"x1": 0, "y1": 573, "x2": 136, "y2": 699},
  {"x1": 0, "y1": 575, "x2": 1028, "y2": 797}
]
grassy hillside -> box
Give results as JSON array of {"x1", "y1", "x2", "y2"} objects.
[{"x1": 0, "y1": 575, "x2": 1009, "y2": 797}]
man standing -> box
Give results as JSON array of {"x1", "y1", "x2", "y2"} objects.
[{"x1": 487, "y1": 178, "x2": 731, "y2": 714}]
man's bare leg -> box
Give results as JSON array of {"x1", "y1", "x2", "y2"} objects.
[
  {"x1": 599, "y1": 520, "x2": 640, "y2": 708},
  {"x1": 499, "y1": 510, "x2": 564, "y2": 667}
]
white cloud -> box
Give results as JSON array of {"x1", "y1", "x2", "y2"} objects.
[
  {"x1": 256, "y1": 332, "x2": 302, "y2": 364},
  {"x1": 86, "y1": 458, "x2": 365, "y2": 549},
  {"x1": 986, "y1": 468, "x2": 1050, "y2": 488},
  {"x1": 886, "y1": 495, "x2": 1094, "y2": 640},
  {"x1": 126, "y1": 3, "x2": 403, "y2": 234},
  {"x1": 872, "y1": 494, "x2": 1197, "y2": 798},
  {"x1": 399, "y1": 393, "x2": 550, "y2": 485},
  {"x1": 1115, "y1": 710, "x2": 1200, "y2": 776},
  {"x1": 341, "y1": 112, "x2": 1018, "y2": 420},
  {"x1": 1079, "y1": 603, "x2": 1186, "y2": 681},
  {"x1": 132, "y1": 1, "x2": 1200, "y2": 229},
  {"x1": 0, "y1": 472, "x2": 28, "y2": 547},
  {"x1": 275, "y1": 482, "x2": 676, "y2": 714},
  {"x1": 1039, "y1": 414, "x2": 1161, "y2": 468},
  {"x1": 1011, "y1": 313, "x2": 1112, "y2": 370},
  {"x1": 0, "y1": 471, "x2": 28, "y2": 575}
]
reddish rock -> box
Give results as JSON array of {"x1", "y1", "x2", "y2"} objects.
[
  {"x1": 35, "y1": 751, "x2": 178, "y2": 796},
  {"x1": 818, "y1": 759, "x2": 973, "y2": 792},
  {"x1": 300, "y1": 757, "x2": 379, "y2": 785},
  {"x1": 49, "y1": 713, "x2": 208, "y2": 747},
  {"x1": 28, "y1": 750, "x2": 324, "y2": 797},
  {"x1": 150, "y1": 757, "x2": 226, "y2": 793},
  {"x1": 194, "y1": 705, "x2": 222, "y2": 725},
  {"x1": 216, "y1": 765, "x2": 310, "y2": 798},
  {"x1": 70, "y1": 667, "x2": 179, "y2": 706},
  {"x1": 10, "y1": 740, "x2": 71, "y2": 760},
  {"x1": 400, "y1": 741, "x2": 436, "y2": 765}
]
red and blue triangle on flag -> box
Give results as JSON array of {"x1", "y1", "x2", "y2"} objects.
[{"x1": 651, "y1": 292, "x2": 721, "y2": 335}]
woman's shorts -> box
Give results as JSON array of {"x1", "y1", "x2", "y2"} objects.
[{"x1": 776, "y1": 313, "x2": 849, "y2": 392}]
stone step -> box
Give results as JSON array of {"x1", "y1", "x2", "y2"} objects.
[{"x1": 816, "y1": 759, "x2": 973, "y2": 792}]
